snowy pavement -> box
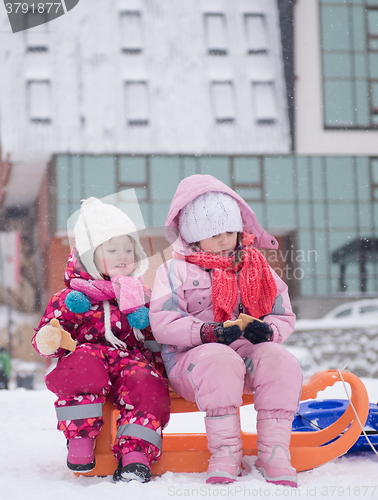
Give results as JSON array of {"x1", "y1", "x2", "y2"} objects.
[{"x1": 1, "y1": 378, "x2": 378, "y2": 500}]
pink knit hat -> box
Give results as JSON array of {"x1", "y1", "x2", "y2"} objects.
[{"x1": 178, "y1": 191, "x2": 243, "y2": 243}]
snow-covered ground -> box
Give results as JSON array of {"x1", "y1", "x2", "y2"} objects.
[{"x1": 1, "y1": 375, "x2": 378, "y2": 500}]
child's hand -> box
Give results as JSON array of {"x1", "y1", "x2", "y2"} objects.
[
  {"x1": 200, "y1": 322, "x2": 242, "y2": 345},
  {"x1": 35, "y1": 318, "x2": 77, "y2": 355},
  {"x1": 35, "y1": 323, "x2": 62, "y2": 355},
  {"x1": 243, "y1": 320, "x2": 273, "y2": 344}
]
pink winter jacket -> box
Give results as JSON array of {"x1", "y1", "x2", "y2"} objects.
[
  {"x1": 149, "y1": 174, "x2": 296, "y2": 376},
  {"x1": 32, "y1": 249, "x2": 166, "y2": 377}
]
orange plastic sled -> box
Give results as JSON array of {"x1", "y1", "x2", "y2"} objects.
[{"x1": 75, "y1": 369, "x2": 369, "y2": 477}]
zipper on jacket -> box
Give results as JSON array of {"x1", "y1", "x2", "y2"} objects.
[{"x1": 238, "y1": 303, "x2": 244, "y2": 314}]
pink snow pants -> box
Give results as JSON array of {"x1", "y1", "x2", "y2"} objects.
[
  {"x1": 168, "y1": 341, "x2": 302, "y2": 420},
  {"x1": 45, "y1": 343, "x2": 170, "y2": 462}
]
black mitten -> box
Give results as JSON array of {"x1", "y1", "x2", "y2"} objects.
[
  {"x1": 243, "y1": 320, "x2": 273, "y2": 344},
  {"x1": 200, "y1": 322, "x2": 242, "y2": 345}
]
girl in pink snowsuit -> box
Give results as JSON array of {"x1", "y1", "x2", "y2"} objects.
[
  {"x1": 32, "y1": 197, "x2": 170, "y2": 483},
  {"x1": 150, "y1": 175, "x2": 302, "y2": 487}
]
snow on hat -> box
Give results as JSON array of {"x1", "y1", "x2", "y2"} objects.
[
  {"x1": 178, "y1": 191, "x2": 243, "y2": 244},
  {"x1": 74, "y1": 197, "x2": 148, "y2": 279}
]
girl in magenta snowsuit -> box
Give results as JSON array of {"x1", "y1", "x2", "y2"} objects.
[
  {"x1": 32, "y1": 197, "x2": 170, "y2": 483},
  {"x1": 150, "y1": 175, "x2": 302, "y2": 487}
]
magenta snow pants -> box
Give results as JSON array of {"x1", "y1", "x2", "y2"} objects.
[
  {"x1": 168, "y1": 341, "x2": 302, "y2": 420},
  {"x1": 45, "y1": 343, "x2": 170, "y2": 462}
]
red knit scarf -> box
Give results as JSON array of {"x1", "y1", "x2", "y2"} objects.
[{"x1": 174, "y1": 233, "x2": 277, "y2": 322}]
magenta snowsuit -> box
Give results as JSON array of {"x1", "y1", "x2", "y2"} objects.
[
  {"x1": 32, "y1": 250, "x2": 170, "y2": 463},
  {"x1": 149, "y1": 175, "x2": 302, "y2": 422}
]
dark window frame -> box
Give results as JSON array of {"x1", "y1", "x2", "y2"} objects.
[
  {"x1": 370, "y1": 157, "x2": 378, "y2": 202},
  {"x1": 243, "y1": 13, "x2": 268, "y2": 55},
  {"x1": 210, "y1": 80, "x2": 236, "y2": 124},
  {"x1": 230, "y1": 157, "x2": 265, "y2": 202},
  {"x1": 27, "y1": 79, "x2": 52, "y2": 124},
  {"x1": 116, "y1": 155, "x2": 150, "y2": 203},
  {"x1": 204, "y1": 12, "x2": 228, "y2": 56},
  {"x1": 119, "y1": 10, "x2": 143, "y2": 55},
  {"x1": 124, "y1": 80, "x2": 150, "y2": 127},
  {"x1": 24, "y1": 10, "x2": 49, "y2": 52}
]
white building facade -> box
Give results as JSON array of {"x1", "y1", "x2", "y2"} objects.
[{"x1": 0, "y1": 0, "x2": 290, "y2": 158}]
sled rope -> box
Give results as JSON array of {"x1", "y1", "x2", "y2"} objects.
[
  {"x1": 295, "y1": 413, "x2": 323, "y2": 430},
  {"x1": 337, "y1": 366, "x2": 378, "y2": 457}
]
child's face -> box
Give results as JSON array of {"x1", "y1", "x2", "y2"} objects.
[
  {"x1": 199, "y1": 232, "x2": 238, "y2": 256},
  {"x1": 94, "y1": 235, "x2": 135, "y2": 278}
]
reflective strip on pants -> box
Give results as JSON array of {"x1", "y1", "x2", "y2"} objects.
[
  {"x1": 244, "y1": 357, "x2": 254, "y2": 374},
  {"x1": 55, "y1": 402, "x2": 103, "y2": 421},
  {"x1": 116, "y1": 423, "x2": 162, "y2": 449}
]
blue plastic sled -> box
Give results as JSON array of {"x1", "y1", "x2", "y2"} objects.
[{"x1": 292, "y1": 399, "x2": 378, "y2": 453}]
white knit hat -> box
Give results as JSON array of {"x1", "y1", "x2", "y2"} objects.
[
  {"x1": 178, "y1": 192, "x2": 243, "y2": 244},
  {"x1": 74, "y1": 197, "x2": 148, "y2": 279}
]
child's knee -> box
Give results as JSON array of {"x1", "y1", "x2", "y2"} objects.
[
  {"x1": 112, "y1": 369, "x2": 170, "y2": 425},
  {"x1": 256, "y1": 342, "x2": 300, "y2": 367},
  {"x1": 190, "y1": 346, "x2": 245, "y2": 410},
  {"x1": 268, "y1": 344, "x2": 302, "y2": 383},
  {"x1": 197, "y1": 343, "x2": 245, "y2": 372},
  {"x1": 246, "y1": 343, "x2": 303, "y2": 410},
  {"x1": 45, "y1": 348, "x2": 110, "y2": 396}
]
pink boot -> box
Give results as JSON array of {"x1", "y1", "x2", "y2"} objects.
[
  {"x1": 205, "y1": 413, "x2": 242, "y2": 484},
  {"x1": 255, "y1": 419, "x2": 297, "y2": 488},
  {"x1": 67, "y1": 437, "x2": 95, "y2": 472}
]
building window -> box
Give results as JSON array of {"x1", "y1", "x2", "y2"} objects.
[
  {"x1": 367, "y1": 6, "x2": 378, "y2": 51},
  {"x1": 28, "y1": 80, "x2": 52, "y2": 124},
  {"x1": 232, "y1": 157, "x2": 264, "y2": 202},
  {"x1": 370, "y1": 157, "x2": 378, "y2": 201},
  {"x1": 320, "y1": 0, "x2": 378, "y2": 129},
  {"x1": 124, "y1": 81, "x2": 149, "y2": 126},
  {"x1": 211, "y1": 81, "x2": 235, "y2": 123},
  {"x1": 252, "y1": 82, "x2": 277, "y2": 125},
  {"x1": 244, "y1": 14, "x2": 268, "y2": 54},
  {"x1": 371, "y1": 80, "x2": 378, "y2": 125},
  {"x1": 368, "y1": 6, "x2": 378, "y2": 125},
  {"x1": 54, "y1": 155, "x2": 117, "y2": 232},
  {"x1": 24, "y1": 12, "x2": 49, "y2": 51},
  {"x1": 119, "y1": 11, "x2": 142, "y2": 54},
  {"x1": 117, "y1": 156, "x2": 149, "y2": 202},
  {"x1": 204, "y1": 13, "x2": 227, "y2": 55}
]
